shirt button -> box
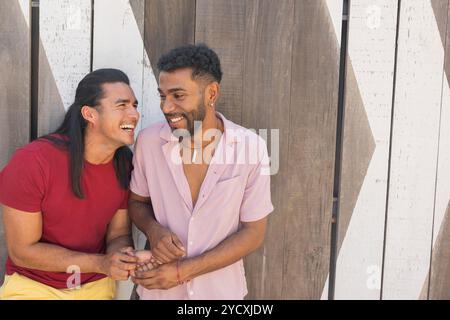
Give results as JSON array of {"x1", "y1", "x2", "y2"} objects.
[
  {"x1": 189, "y1": 291, "x2": 194, "y2": 296},
  {"x1": 189, "y1": 241, "x2": 193, "y2": 246}
]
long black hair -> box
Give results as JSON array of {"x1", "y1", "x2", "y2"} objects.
[{"x1": 41, "y1": 68, "x2": 133, "y2": 199}]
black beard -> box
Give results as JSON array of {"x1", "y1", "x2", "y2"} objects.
[
  {"x1": 186, "y1": 103, "x2": 206, "y2": 136},
  {"x1": 165, "y1": 101, "x2": 207, "y2": 137}
]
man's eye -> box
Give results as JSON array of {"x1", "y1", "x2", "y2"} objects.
[
  {"x1": 174, "y1": 94, "x2": 184, "y2": 100},
  {"x1": 159, "y1": 95, "x2": 166, "y2": 100}
]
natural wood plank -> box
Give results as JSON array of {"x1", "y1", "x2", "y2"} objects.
[
  {"x1": 38, "y1": 0, "x2": 91, "y2": 136},
  {"x1": 429, "y1": 0, "x2": 450, "y2": 300},
  {"x1": 283, "y1": 0, "x2": 341, "y2": 299},
  {"x1": 429, "y1": 202, "x2": 450, "y2": 299},
  {"x1": 143, "y1": 0, "x2": 195, "y2": 79},
  {"x1": 432, "y1": 0, "x2": 449, "y2": 48},
  {"x1": 130, "y1": 0, "x2": 145, "y2": 39},
  {"x1": 195, "y1": 0, "x2": 245, "y2": 124},
  {"x1": 383, "y1": 0, "x2": 447, "y2": 299},
  {"x1": 0, "y1": 0, "x2": 31, "y2": 284},
  {"x1": 140, "y1": 0, "x2": 196, "y2": 130},
  {"x1": 129, "y1": 0, "x2": 162, "y2": 254},
  {"x1": 238, "y1": 0, "x2": 294, "y2": 300},
  {"x1": 334, "y1": 0, "x2": 398, "y2": 300}
]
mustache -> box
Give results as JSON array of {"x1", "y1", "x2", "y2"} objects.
[{"x1": 164, "y1": 112, "x2": 187, "y2": 118}]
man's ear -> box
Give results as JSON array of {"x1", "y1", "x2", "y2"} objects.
[
  {"x1": 205, "y1": 82, "x2": 220, "y2": 107},
  {"x1": 80, "y1": 105, "x2": 98, "y2": 125}
]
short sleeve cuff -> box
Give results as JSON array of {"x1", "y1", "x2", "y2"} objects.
[{"x1": 240, "y1": 203, "x2": 274, "y2": 222}]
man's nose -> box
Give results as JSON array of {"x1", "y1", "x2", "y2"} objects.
[
  {"x1": 161, "y1": 98, "x2": 176, "y2": 114},
  {"x1": 128, "y1": 105, "x2": 140, "y2": 121}
]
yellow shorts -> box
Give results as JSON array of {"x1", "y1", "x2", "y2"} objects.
[{"x1": 0, "y1": 273, "x2": 116, "y2": 300}]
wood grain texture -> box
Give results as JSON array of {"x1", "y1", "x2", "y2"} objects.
[
  {"x1": 335, "y1": 0, "x2": 398, "y2": 300},
  {"x1": 432, "y1": 0, "x2": 449, "y2": 49},
  {"x1": 0, "y1": 0, "x2": 31, "y2": 284},
  {"x1": 143, "y1": 0, "x2": 195, "y2": 79},
  {"x1": 383, "y1": 0, "x2": 447, "y2": 299},
  {"x1": 195, "y1": 0, "x2": 245, "y2": 124},
  {"x1": 282, "y1": 0, "x2": 340, "y2": 299},
  {"x1": 240, "y1": 0, "x2": 294, "y2": 299},
  {"x1": 130, "y1": 0, "x2": 145, "y2": 39}
]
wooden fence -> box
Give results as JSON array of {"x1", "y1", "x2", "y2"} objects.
[{"x1": 0, "y1": 0, "x2": 449, "y2": 299}]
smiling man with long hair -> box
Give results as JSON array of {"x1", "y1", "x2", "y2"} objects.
[{"x1": 0, "y1": 69, "x2": 142, "y2": 299}]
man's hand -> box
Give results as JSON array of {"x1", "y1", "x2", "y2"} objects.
[
  {"x1": 128, "y1": 192, "x2": 186, "y2": 264},
  {"x1": 126, "y1": 250, "x2": 158, "y2": 277},
  {"x1": 119, "y1": 246, "x2": 135, "y2": 255},
  {"x1": 131, "y1": 260, "x2": 179, "y2": 290},
  {"x1": 147, "y1": 224, "x2": 186, "y2": 264},
  {"x1": 99, "y1": 250, "x2": 138, "y2": 281}
]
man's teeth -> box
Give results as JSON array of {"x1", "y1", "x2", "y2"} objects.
[
  {"x1": 170, "y1": 117, "x2": 183, "y2": 123},
  {"x1": 120, "y1": 124, "x2": 135, "y2": 130}
]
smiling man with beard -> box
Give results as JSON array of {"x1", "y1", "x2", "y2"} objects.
[{"x1": 128, "y1": 44, "x2": 274, "y2": 300}]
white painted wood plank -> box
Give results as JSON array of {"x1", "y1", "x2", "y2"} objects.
[
  {"x1": 141, "y1": 47, "x2": 165, "y2": 129},
  {"x1": 93, "y1": 0, "x2": 145, "y2": 132},
  {"x1": 92, "y1": 0, "x2": 162, "y2": 300},
  {"x1": 92, "y1": 0, "x2": 143, "y2": 300},
  {"x1": 383, "y1": 0, "x2": 445, "y2": 300},
  {"x1": 326, "y1": 0, "x2": 343, "y2": 47},
  {"x1": 334, "y1": 0, "x2": 398, "y2": 300},
  {"x1": 18, "y1": 0, "x2": 30, "y2": 27},
  {"x1": 39, "y1": 0, "x2": 91, "y2": 136},
  {"x1": 39, "y1": 0, "x2": 91, "y2": 112},
  {"x1": 92, "y1": 0, "x2": 161, "y2": 243}
]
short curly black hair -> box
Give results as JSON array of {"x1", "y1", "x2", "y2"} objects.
[{"x1": 157, "y1": 43, "x2": 223, "y2": 83}]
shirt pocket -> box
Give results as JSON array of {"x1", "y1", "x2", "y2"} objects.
[
  {"x1": 209, "y1": 175, "x2": 245, "y2": 205},
  {"x1": 216, "y1": 175, "x2": 242, "y2": 186}
]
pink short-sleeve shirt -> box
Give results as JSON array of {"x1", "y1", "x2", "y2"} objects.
[{"x1": 130, "y1": 113, "x2": 274, "y2": 300}]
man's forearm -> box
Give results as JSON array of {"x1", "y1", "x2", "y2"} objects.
[
  {"x1": 128, "y1": 199, "x2": 159, "y2": 237},
  {"x1": 106, "y1": 234, "x2": 134, "y2": 254},
  {"x1": 11, "y1": 242, "x2": 104, "y2": 274},
  {"x1": 180, "y1": 222, "x2": 266, "y2": 282}
]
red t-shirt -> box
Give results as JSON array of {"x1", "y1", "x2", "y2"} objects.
[{"x1": 0, "y1": 137, "x2": 129, "y2": 289}]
